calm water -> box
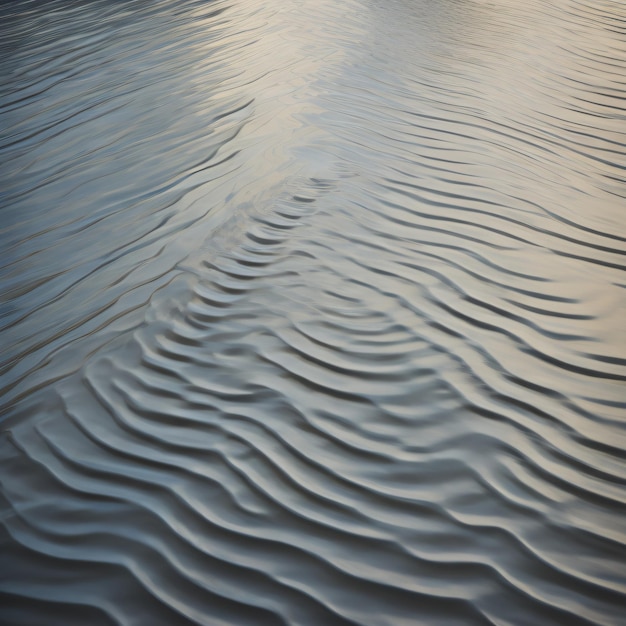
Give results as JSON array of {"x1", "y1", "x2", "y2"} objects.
[{"x1": 1, "y1": 0, "x2": 625, "y2": 624}]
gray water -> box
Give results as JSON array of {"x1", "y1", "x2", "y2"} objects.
[{"x1": 1, "y1": 0, "x2": 625, "y2": 624}]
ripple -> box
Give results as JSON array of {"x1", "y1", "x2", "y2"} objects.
[{"x1": 2, "y1": 0, "x2": 626, "y2": 625}]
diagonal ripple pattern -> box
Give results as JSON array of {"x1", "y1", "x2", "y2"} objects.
[{"x1": 1, "y1": 0, "x2": 625, "y2": 625}]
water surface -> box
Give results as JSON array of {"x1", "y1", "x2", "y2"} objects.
[{"x1": 1, "y1": 0, "x2": 625, "y2": 624}]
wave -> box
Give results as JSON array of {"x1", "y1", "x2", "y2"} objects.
[{"x1": 1, "y1": 0, "x2": 625, "y2": 624}]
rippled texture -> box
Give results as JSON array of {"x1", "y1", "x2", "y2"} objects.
[{"x1": 1, "y1": 0, "x2": 625, "y2": 624}]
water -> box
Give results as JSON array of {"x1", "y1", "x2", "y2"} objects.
[{"x1": 1, "y1": 0, "x2": 625, "y2": 624}]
